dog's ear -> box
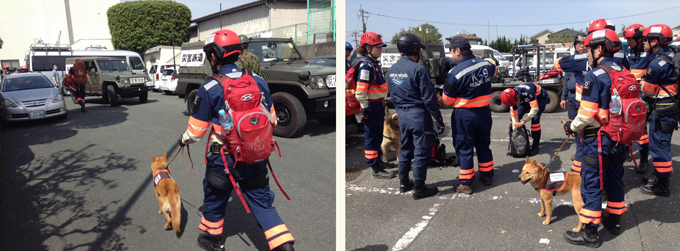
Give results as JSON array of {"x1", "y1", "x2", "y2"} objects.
[
  {"x1": 391, "y1": 113, "x2": 398, "y2": 121},
  {"x1": 162, "y1": 152, "x2": 167, "y2": 160},
  {"x1": 152, "y1": 154, "x2": 157, "y2": 160},
  {"x1": 526, "y1": 156, "x2": 531, "y2": 164},
  {"x1": 532, "y1": 160, "x2": 539, "y2": 168}
]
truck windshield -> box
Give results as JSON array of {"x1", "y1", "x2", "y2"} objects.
[
  {"x1": 249, "y1": 41, "x2": 303, "y2": 62},
  {"x1": 97, "y1": 60, "x2": 130, "y2": 71}
]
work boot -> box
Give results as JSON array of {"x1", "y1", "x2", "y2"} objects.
[
  {"x1": 564, "y1": 224, "x2": 601, "y2": 248},
  {"x1": 603, "y1": 214, "x2": 622, "y2": 235},
  {"x1": 479, "y1": 174, "x2": 493, "y2": 186},
  {"x1": 641, "y1": 177, "x2": 670, "y2": 197},
  {"x1": 197, "y1": 233, "x2": 225, "y2": 251},
  {"x1": 529, "y1": 140, "x2": 540, "y2": 156},
  {"x1": 412, "y1": 182, "x2": 439, "y2": 200},
  {"x1": 399, "y1": 177, "x2": 415, "y2": 193},
  {"x1": 80, "y1": 104, "x2": 86, "y2": 113},
  {"x1": 371, "y1": 164, "x2": 395, "y2": 179},
  {"x1": 635, "y1": 152, "x2": 649, "y2": 174},
  {"x1": 456, "y1": 183, "x2": 473, "y2": 195},
  {"x1": 275, "y1": 242, "x2": 295, "y2": 251}
]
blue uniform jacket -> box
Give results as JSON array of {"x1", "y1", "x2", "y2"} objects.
[
  {"x1": 613, "y1": 50, "x2": 630, "y2": 71},
  {"x1": 386, "y1": 56, "x2": 443, "y2": 123},
  {"x1": 641, "y1": 46, "x2": 677, "y2": 99},
  {"x1": 627, "y1": 46, "x2": 652, "y2": 80},
  {"x1": 442, "y1": 55, "x2": 496, "y2": 108}
]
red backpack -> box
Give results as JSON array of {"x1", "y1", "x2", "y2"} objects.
[
  {"x1": 212, "y1": 70, "x2": 289, "y2": 213},
  {"x1": 72, "y1": 60, "x2": 88, "y2": 84},
  {"x1": 597, "y1": 64, "x2": 647, "y2": 145}
]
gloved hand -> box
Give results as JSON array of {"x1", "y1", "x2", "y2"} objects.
[
  {"x1": 436, "y1": 120, "x2": 446, "y2": 135},
  {"x1": 361, "y1": 107, "x2": 370, "y2": 122},
  {"x1": 563, "y1": 120, "x2": 575, "y2": 136},
  {"x1": 178, "y1": 136, "x2": 186, "y2": 147}
]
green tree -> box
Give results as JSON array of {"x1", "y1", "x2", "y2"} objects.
[
  {"x1": 619, "y1": 24, "x2": 626, "y2": 37},
  {"x1": 107, "y1": 0, "x2": 191, "y2": 54},
  {"x1": 390, "y1": 23, "x2": 443, "y2": 44}
]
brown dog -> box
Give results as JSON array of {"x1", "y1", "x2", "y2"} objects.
[
  {"x1": 152, "y1": 153, "x2": 182, "y2": 233},
  {"x1": 518, "y1": 157, "x2": 584, "y2": 232},
  {"x1": 381, "y1": 109, "x2": 400, "y2": 163}
]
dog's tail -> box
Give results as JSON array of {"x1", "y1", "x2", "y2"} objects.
[{"x1": 169, "y1": 191, "x2": 182, "y2": 233}]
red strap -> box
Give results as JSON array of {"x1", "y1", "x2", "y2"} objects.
[
  {"x1": 220, "y1": 147, "x2": 251, "y2": 213},
  {"x1": 598, "y1": 129, "x2": 604, "y2": 190},
  {"x1": 628, "y1": 145, "x2": 638, "y2": 168},
  {"x1": 268, "y1": 160, "x2": 291, "y2": 200},
  {"x1": 274, "y1": 141, "x2": 282, "y2": 158}
]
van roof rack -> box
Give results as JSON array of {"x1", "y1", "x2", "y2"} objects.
[{"x1": 28, "y1": 38, "x2": 72, "y2": 51}]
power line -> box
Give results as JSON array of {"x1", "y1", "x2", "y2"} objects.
[{"x1": 365, "y1": 5, "x2": 680, "y2": 28}]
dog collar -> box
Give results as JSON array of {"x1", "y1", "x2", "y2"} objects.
[{"x1": 153, "y1": 171, "x2": 173, "y2": 189}]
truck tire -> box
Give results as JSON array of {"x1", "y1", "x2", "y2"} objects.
[
  {"x1": 490, "y1": 91, "x2": 509, "y2": 113},
  {"x1": 272, "y1": 92, "x2": 306, "y2": 138},
  {"x1": 107, "y1": 85, "x2": 118, "y2": 107},
  {"x1": 317, "y1": 113, "x2": 335, "y2": 126},
  {"x1": 139, "y1": 92, "x2": 148, "y2": 103},
  {"x1": 186, "y1": 89, "x2": 198, "y2": 114},
  {"x1": 544, "y1": 90, "x2": 559, "y2": 113}
]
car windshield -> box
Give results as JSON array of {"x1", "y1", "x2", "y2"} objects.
[
  {"x1": 306, "y1": 57, "x2": 336, "y2": 66},
  {"x1": 97, "y1": 60, "x2": 130, "y2": 71},
  {"x1": 249, "y1": 41, "x2": 303, "y2": 62},
  {"x1": 493, "y1": 51, "x2": 506, "y2": 60},
  {"x1": 2, "y1": 75, "x2": 54, "y2": 92}
]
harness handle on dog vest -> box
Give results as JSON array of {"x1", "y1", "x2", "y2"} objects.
[{"x1": 220, "y1": 146, "x2": 251, "y2": 213}]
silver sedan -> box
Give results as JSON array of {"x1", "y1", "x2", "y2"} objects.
[{"x1": 0, "y1": 73, "x2": 67, "y2": 122}]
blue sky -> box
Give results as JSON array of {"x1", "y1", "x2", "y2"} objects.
[{"x1": 346, "y1": 0, "x2": 680, "y2": 45}]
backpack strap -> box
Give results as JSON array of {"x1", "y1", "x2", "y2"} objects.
[
  {"x1": 597, "y1": 64, "x2": 614, "y2": 74},
  {"x1": 650, "y1": 54, "x2": 679, "y2": 102}
]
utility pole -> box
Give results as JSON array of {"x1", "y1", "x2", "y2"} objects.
[
  {"x1": 172, "y1": 0, "x2": 176, "y2": 69},
  {"x1": 351, "y1": 31, "x2": 361, "y2": 47},
  {"x1": 359, "y1": 5, "x2": 367, "y2": 33},
  {"x1": 220, "y1": 3, "x2": 223, "y2": 29}
]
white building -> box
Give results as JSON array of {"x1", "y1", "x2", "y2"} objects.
[
  {"x1": 143, "y1": 45, "x2": 181, "y2": 71},
  {"x1": 190, "y1": 0, "x2": 309, "y2": 44},
  {"x1": 0, "y1": 0, "x2": 118, "y2": 69}
]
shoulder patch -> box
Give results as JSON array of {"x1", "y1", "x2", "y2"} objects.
[
  {"x1": 611, "y1": 65, "x2": 621, "y2": 71},
  {"x1": 614, "y1": 52, "x2": 624, "y2": 58},
  {"x1": 640, "y1": 52, "x2": 647, "y2": 57},
  {"x1": 192, "y1": 94, "x2": 203, "y2": 112},
  {"x1": 203, "y1": 79, "x2": 219, "y2": 91},
  {"x1": 593, "y1": 69, "x2": 606, "y2": 76},
  {"x1": 659, "y1": 60, "x2": 667, "y2": 67},
  {"x1": 226, "y1": 72, "x2": 243, "y2": 79},
  {"x1": 359, "y1": 69, "x2": 370, "y2": 81},
  {"x1": 574, "y1": 54, "x2": 588, "y2": 60},
  {"x1": 582, "y1": 81, "x2": 594, "y2": 97}
]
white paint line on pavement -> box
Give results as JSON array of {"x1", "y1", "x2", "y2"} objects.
[
  {"x1": 347, "y1": 184, "x2": 629, "y2": 208},
  {"x1": 392, "y1": 203, "x2": 442, "y2": 251}
]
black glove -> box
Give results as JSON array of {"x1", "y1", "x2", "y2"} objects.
[
  {"x1": 563, "y1": 121, "x2": 575, "y2": 136},
  {"x1": 178, "y1": 136, "x2": 186, "y2": 147},
  {"x1": 436, "y1": 120, "x2": 446, "y2": 135},
  {"x1": 361, "y1": 108, "x2": 370, "y2": 122}
]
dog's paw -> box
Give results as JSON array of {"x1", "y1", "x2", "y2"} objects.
[
  {"x1": 538, "y1": 212, "x2": 545, "y2": 217},
  {"x1": 543, "y1": 220, "x2": 550, "y2": 225},
  {"x1": 164, "y1": 223, "x2": 172, "y2": 230},
  {"x1": 158, "y1": 210, "x2": 162, "y2": 214}
]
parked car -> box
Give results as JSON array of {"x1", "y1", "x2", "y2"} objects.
[
  {"x1": 158, "y1": 67, "x2": 178, "y2": 95},
  {"x1": 0, "y1": 73, "x2": 67, "y2": 122},
  {"x1": 306, "y1": 56, "x2": 336, "y2": 67},
  {"x1": 148, "y1": 63, "x2": 176, "y2": 91}
]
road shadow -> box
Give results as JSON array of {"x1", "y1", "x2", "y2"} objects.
[
  {"x1": 86, "y1": 97, "x2": 159, "y2": 106},
  {"x1": 0, "y1": 146, "x2": 140, "y2": 250},
  {"x1": 352, "y1": 244, "x2": 389, "y2": 251}
]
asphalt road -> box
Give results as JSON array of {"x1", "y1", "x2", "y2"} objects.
[
  {"x1": 0, "y1": 91, "x2": 336, "y2": 250},
  {"x1": 346, "y1": 107, "x2": 680, "y2": 251}
]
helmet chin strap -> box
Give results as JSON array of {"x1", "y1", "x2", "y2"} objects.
[{"x1": 590, "y1": 48, "x2": 603, "y2": 67}]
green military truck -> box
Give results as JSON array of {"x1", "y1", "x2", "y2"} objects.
[
  {"x1": 175, "y1": 38, "x2": 336, "y2": 138},
  {"x1": 65, "y1": 57, "x2": 152, "y2": 106}
]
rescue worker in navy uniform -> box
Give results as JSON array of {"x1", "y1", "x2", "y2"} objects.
[
  {"x1": 441, "y1": 36, "x2": 496, "y2": 194},
  {"x1": 563, "y1": 29, "x2": 627, "y2": 247},
  {"x1": 500, "y1": 82, "x2": 547, "y2": 156},
  {"x1": 550, "y1": 36, "x2": 591, "y2": 172},
  {"x1": 639, "y1": 24, "x2": 678, "y2": 197},
  {"x1": 355, "y1": 32, "x2": 395, "y2": 179},
  {"x1": 624, "y1": 24, "x2": 653, "y2": 174},
  {"x1": 178, "y1": 30, "x2": 295, "y2": 251},
  {"x1": 386, "y1": 33, "x2": 444, "y2": 199},
  {"x1": 345, "y1": 42, "x2": 353, "y2": 74},
  {"x1": 560, "y1": 33, "x2": 588, "y2": 120},
  {"x1": 587, "y1": 19, "x2": 630, "y2": 70}
]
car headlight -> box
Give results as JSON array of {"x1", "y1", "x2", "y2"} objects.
[
  {"x1": 310, "y1": 76, "x2": 317, "y2": 88},
  {"x1": 52, "y1": 93, "x2": 63, "y2": 103},
  {"x1": 316, "y1": 77, "x2": 325, "y2": 88},
  {"x1": 122, "y1": 79, "x2": 129, "y2": 84},
  {"x1": 2, "y1": 100, "x2": 18, "y2": 108}
]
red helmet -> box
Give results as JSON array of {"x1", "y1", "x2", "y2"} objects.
[
  {"x1": 501, "y1": 88, "x2": 518, "y2": 107},
  {"x1": 2, "y1": 65, "x2": 8, "y2": 70},
  {"x1": 585, "y1": 29, "x2": 622, "y2": 52},
  {"x1": 21, "y1": 66, "x2": 28, "y2": 70},
  {"x1": 203, "y1": 29, "x2": 242, "y2": 61},
  {"x1": 587, "y1": 19, "x2": 615, "y2": 34},
  {"x1": 360, "y1": 32, "x2": 387, "y2": 48},
  {"x1": 643, "y1": 24, "x2": 673, "y2": 45},
  {"x1": 624, "y1": 24, "x2": 645, "y2": 39}
]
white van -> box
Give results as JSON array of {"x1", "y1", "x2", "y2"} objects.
[{"x1": 470, "y1": 45, "x2": 510, "y2": 68}]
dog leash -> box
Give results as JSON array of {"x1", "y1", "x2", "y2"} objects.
[
  {"x1": 168, "y1": 145, "x2": 194, "y2": 172},
  {"x1": 546, "y1": 135, "x2": 570, "y2": 171}
]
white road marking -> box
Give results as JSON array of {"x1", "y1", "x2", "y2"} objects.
[{"x1": 392, "y1": 203, "x2": 442, "y2": 251}]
